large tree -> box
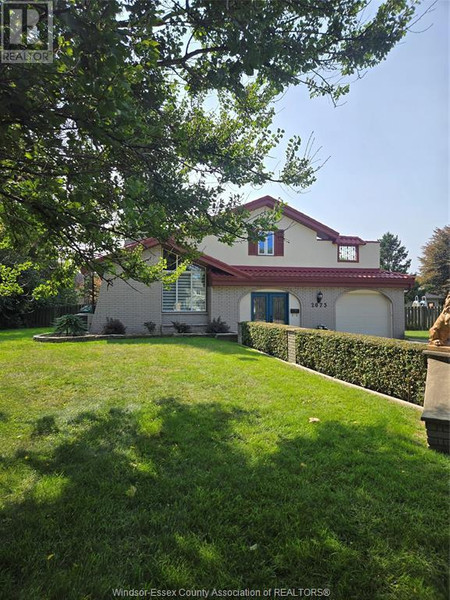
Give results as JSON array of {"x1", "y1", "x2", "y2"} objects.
[
  {"x1": 0, "y1": 0, "x2": 420, "y2": 292},
  {"x1": 379, "y1": 232, "x2": 412, "y2": 273},
  {"x1": 418, "y1": 226, "x2": 450, "y2": 296}
]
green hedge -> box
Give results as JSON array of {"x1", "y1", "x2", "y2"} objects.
[
  {"x1": 240, "y1": 322, "x2": 427, "y2": 406},
  {"x1": 241, "y1": 321, "x2": 289, "y2": 361}
]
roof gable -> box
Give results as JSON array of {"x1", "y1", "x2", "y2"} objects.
[
  {"x1": 240, "y1": 196, "x2": 367, "y2": 244},
  {"x1": 124, "y1": 237, "x2": 251, "y2": 279}
]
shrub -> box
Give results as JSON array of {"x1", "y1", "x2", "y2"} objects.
[
  {"x1": 171, "y1": 321, "x2": 191, "y2": 333},
  {"x1": 206, "y1": 317, "x2": 230, "y2": 334},
  {"x1": 241, "y1": 321, "x2": 289, "y2": 361},
  {"x1": 240, "y1": 322, "x2": 427, "y2": 405},
  {"x1": 102, "y1": 318, "x2": 126, "y2": 335},
  {"x1": 144, "y1": 321, "x2": 156, "y2": 334},
  {"x1": 54, "y1": 314, "x2": 86, "y2": 336},
  {"x1": 295, "y1": 329, "x2": 427, "y2": 405}
]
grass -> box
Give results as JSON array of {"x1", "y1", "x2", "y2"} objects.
[
  {"x1": 0, "y1": 328, "x2": 448, "y2": 600},
  {"x1": 404, "y1": 330, "x2": 429, "y2": 343}
]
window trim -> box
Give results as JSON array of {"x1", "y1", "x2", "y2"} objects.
[
  {"x1": 337, "y1": 244, "x2": 359, "y2": 263},
  {"x1": 258, "y1": 231, "x2": 275, "y2": 256}
]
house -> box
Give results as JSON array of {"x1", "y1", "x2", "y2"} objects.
[{"x1": 90, "y1": 196, "x2": 414, "y2": 338}]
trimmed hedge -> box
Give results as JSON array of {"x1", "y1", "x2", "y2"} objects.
[
  {"x1": 240, "y1": 322, "x2": 427, "y2": 406},
  {"x1": 241, "y1": 321, "x2": 289, "y2": 362}
]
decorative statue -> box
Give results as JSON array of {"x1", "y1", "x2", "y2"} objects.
[{"x1": 429, "y1": 292, "x2": 450, "y2": 347}]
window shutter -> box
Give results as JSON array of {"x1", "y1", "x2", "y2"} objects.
[
  {"x1": 274, "y1": 230, "x2": 284, "y2": 256},
  {"x1": 248, "y1": 240, "x2": 258, "y2": 255}
]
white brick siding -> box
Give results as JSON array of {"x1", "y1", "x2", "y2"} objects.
[{"x1": 210, "y1": 286, "x2": 405, "y2": 338}]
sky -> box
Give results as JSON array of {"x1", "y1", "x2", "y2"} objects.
[{"x1": 234, "y1": 0, "x2": 449, "y2": 274}]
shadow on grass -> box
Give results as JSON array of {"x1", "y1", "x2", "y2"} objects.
[
  {"x1": 32, "y1": 416, "x2": 59, "y2": 437},
  {"x1": 1, "y1": 400, "x2": 448, "y2": 599}
]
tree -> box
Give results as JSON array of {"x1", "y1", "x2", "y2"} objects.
[
  {"x1": 379, "y1": 232, "x2": 412, "y2": 273},
  {"x1": 418, "y1": 226, "x2": 450, "y2": 296},
  {"x1": 0, "y1": 0, "x2": 420, "y2": 291},
  {"x1": 0, "y1": 247, "x2": 79, "y2": 328}
]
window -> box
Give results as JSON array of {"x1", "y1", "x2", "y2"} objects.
[
  {"x1": 338, "y1": 245, "x2": 358, "y2": 262},
  {"x1": 162, "y1": 251, "x2": 206, "y2": 312},
  {"x1": 258, "y1": 232, "x2": 274, "y2": 255}
]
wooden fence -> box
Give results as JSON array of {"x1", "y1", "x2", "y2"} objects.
[
  {"x1": 405, "y1": 306, "x2": 441, "y2": 330},
  {"x1": 23, "y1": 304, "x2": 84, "y2": 328}
]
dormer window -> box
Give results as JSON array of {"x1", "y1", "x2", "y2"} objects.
[
  {"x1": 258, "y1": 232, "x2": 274, "y2": 255},
  {"x1": 338, "y1": 245, "x2": 358, "y2": 262}
]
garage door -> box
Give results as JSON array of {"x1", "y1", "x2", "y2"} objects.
[{"x1": 335, "y1": 290, "x2": 391, "y2": 337}]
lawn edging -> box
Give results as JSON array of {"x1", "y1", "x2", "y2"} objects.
[
  {"x1": 33, "y1": 333, "x2": 158, "y2": 343},
  {"x1": 240, "y1": 322, "x2": 427, "y2": 406},
  {"x1": 33, "y1": 332, "x2": 237, "y2": 343}
]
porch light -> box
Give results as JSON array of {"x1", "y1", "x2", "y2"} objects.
[{"x1": 316, "y1": 291, "x2": 323, "y2": 303}]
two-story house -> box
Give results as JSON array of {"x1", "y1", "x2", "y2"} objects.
[{"x1": 90, "y1": 196, "x2": 414, "y2": 338}]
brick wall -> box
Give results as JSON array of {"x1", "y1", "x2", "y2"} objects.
[{"x1": 90, "y1": 247, "x2": 163, "y2": 334}]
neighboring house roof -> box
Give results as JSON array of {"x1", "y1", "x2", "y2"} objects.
[
  {"x1": 240, "y1": 196, "x2": 368, "y2": 244},
  {"x1": 209, "y1": 266, "x2": 415, "y2": 288}
]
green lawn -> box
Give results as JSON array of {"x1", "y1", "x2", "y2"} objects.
[
  {"x1": 0, "y1": 329, "x2": 448, "y2": 600},
  {"x1": 404, "y1": 330, "x2": 429, "y2": 343}
]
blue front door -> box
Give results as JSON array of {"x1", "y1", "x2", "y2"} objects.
[{"x1": 251, "y1": 292, "x2": 289, "y2": 324}]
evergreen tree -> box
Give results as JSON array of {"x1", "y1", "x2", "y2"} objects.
[
  {"x1": 379, "y1": 232, "x2": 412, "y2": 273},
  {"x1": 418, "y1": 226, "x2": 450, "y2": 295}
]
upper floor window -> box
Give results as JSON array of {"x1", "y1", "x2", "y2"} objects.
[
  {"x1": 258, "y1": 232, "x2": 274, "y2": 255},
  {"x1": 248, "y1": 230, "x2": 284, "y2": 256},
  {"x1": 338, "y1": 245, "x2": 358, "y2": 262},
  {"x1": 162, "y1": 250, "x2": 206, "y2": 312}
]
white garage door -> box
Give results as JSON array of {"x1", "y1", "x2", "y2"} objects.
[{"x1": 336, "y1": 290, "x2": 391, "y2": 337}]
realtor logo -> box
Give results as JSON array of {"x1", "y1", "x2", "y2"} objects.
[{"x1": 1, "y1": 1, "x2": 53, "y2": 63}]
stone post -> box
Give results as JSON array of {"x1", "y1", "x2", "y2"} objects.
[
  {"x1": 287, "y1": 328, "x2": 297, "y2": 363},
  {"x1": 421, "y1": 348, "x2": 450, "y2": 454},
  {"x1": 238, "y1": 322, "x2": 243, "y2": 345}
]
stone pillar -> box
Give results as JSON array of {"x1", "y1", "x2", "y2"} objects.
[
  {"x1": 287, "y1": 328, "x2": 297, "y2": 363},
  {"x1": 421, "y1": 347, "x2": 450, "y2": 454},
  {"x1": 238, "y1": 322, "x2": 243, "y2": 345}
]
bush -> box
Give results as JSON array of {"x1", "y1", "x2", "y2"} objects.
[
  {"x1": 171, "y1": 321, "x2": 191, "y2": 333},
  {"x1": 241, "y1": 321, "x2": 289, "y2": 361},
  {"x1": 206, "y1": 317, "x2": 230, "y2": 334},
  {"x1": 54, "y1": 314, "x2": 87, "y2": 336},
  {"x1": 102, "y1": 318, "x2": 126, "y2": 335},
  {"x1": 144, "y1": 321, "x2": 156, "y2": 334},
  {"x1": 240, "y1": 322, "x2": 427, "y2": 405}
]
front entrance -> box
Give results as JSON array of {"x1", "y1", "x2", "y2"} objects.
[{"x1": 251, "y1": 292, "x2": 289, "y2": 324}]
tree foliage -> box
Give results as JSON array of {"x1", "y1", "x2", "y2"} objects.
[
  {"x1": 418, "y1": 226, "x2": 450, "y2": 295},
  {"x1": 0, "y1": 247, "x2": 78, "y2": 328},
  {"x1": 379, "y1": 231, "x2": 411, "y2": 273},
  {"x1": 0, "y1": 0, "x2": 419, "y2": 290}
]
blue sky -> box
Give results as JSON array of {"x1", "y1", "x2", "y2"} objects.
[{"x1": 235, "y1": 0, "x2": 449, "y2": 273}]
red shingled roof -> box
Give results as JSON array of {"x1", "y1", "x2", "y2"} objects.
[
  {"x1": 334, "y1": 236, "x2": 366, "y2": 246},
  {"x1": 209, "y1": 266, "x2": 414, "y2": 288}
]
